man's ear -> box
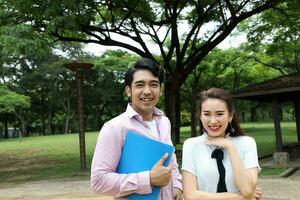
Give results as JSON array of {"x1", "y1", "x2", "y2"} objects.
[{"x1": 125, "y1": 85, "x2": 131, "y2": 97}]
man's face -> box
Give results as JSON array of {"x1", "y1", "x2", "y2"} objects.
[{"x1": 125, "y1": 69, "x2": 162, "y2": 121}]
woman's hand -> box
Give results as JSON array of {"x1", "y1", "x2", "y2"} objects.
[
  {"x1": 173, "y1": 187, "x2": 183, "y2": 200},
  {"x1": 252, "y1": 186, "x2": 262, "y2": 200},
  {"x1": 203, "y1": 134, "x2": 232, "y2": 149}
]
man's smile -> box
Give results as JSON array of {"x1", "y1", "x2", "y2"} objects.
[{"x1": 140, "y1": 97, "x2": 154, "y2": 102}]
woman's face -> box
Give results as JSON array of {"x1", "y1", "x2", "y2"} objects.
[{"x1": 200, "y1": 98, "x2": 233, "y2": 138}]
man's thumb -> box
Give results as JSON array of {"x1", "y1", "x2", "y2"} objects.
[{"x1": 156, "y1": 153, "x2": 169, "y2": 166}]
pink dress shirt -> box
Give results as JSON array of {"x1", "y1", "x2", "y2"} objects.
[{"x1": 91, "y1": 104, "x2": 182, "y2": 199}]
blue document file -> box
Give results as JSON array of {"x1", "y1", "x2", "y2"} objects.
[{"x1": 116, "y1": 131, "x2": 174, "y2": 200}]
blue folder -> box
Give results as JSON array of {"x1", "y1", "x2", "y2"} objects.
[{"x1": 116, "y1": 131, "x2": 174, "y2": 200}]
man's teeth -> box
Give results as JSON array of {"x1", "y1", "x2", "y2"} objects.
[{"x1": 141, "y1": 98, "x2": 152, "y2": 102}]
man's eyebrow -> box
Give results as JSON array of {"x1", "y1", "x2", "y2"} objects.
[
  {"x1": 134, "y1": 80, "x2": 145, "y2": 84},
  {"x1": 134, "y1": 80, "x2": 159, "y2": 84}
]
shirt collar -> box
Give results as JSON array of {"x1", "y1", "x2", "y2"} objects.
[
  {"x1": 126, "y1": 103, "x2": 164, "y2": 119},
  {"x1": 202, "y1": 132, "x2": 209, "y2": 139}
]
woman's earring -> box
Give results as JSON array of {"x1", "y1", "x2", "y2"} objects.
[{"x1": 229, "y1": 122, "x2": 235, "y2": 134}]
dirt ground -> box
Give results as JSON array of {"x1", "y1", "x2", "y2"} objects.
[{"x1": 0, "y1": 178, "x2": 112, "y2": 200}]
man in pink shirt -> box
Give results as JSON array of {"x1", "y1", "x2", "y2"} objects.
[{"x1": 91, "y1": 58, "x2": 183, "y2": 199}]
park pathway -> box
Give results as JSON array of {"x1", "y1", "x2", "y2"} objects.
[
  {"x1": 0, "y1": 178, "x2": 111, "y2": 200},
  {"x1": 258, "y1": 168, "x2": 300, "y2": 200},
  {"x1": 0, "y1": 169, "x2": 300, "y2": 200}
]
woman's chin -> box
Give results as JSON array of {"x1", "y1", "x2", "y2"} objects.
[{"x1": 207, "y1": 132, "x2": 224, "y2": 138}]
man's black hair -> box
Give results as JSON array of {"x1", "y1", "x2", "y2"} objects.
[{"x1": 125, "y1": 58, "x2": 165, "y2": 87}]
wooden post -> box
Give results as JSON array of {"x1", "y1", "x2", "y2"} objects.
[
  {"x1": 64, "y1": 63, "x2": 92, "y2": 171},
  {"x1": 272, "y1": 98, "x2": 283, "y2": 151},
  {"x1": 294, "y1": 100, "x2": 300, "y2": 143},
  {"x1": 75, "y1": 71, "x2": 86, "y2": 170}
]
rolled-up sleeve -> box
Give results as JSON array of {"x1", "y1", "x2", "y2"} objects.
[
  {"x1": 242, "y1": 137, "x2": 261, "y2": 172},
  {"x1": 171, "y1": 152, "x2": 183, "y2": 190},
  {"x1": 163, "y1": 118, "x2": 183, "y2": 191},
  {"x1": 90, "y1": 123, "x2": 152, "y2": 197}
]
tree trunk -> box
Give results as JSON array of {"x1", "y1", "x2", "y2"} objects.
[
  {"x1": 4, "y1": 115, "x2": 8, "y2": 139},
  {"x1": 64, "y1": 99, "x2": 71, "y2": 134},
  {"x1": 20, "y1": 120, "x2": 28, "y2": 137},
  {"x1": 14, "y1": 111, "x2": 28, "y2": 137},
  {"x1": 250, "y1": 104, "x2": 257, "y2": 122},
  {"x1": 190, "y1": 90, "x2": 198, "y2": 137},
  {"x1": 164, "y1": 81, "x2": 181, "y2": 145},
  {"x1": 65, "y1": 117, "x2": 70, "y2": 134},
  {"x1": 46, "y1": 106, "x2": 52, "y2": 134},
  {"x1": 41, "y1": 94, "x2": 46, "y2": 135}
]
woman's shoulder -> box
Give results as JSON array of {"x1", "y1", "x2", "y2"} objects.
[
  {"x1": 183, "y1": 135, "x2": 205, "y2": 146},
  {"x1": 231, "y1": 135, "x2": 256, "y2": 146}
]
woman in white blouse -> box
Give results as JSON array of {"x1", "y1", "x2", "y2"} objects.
[{"x1": 182, "y1": 88, "x2": 262, "y2": 200}]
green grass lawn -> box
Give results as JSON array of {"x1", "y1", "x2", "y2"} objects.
[
  {"x1": 0, "y1": 132, "x2": 99, "y2": 183},
  {"x1": 178, "y1": 121, "x2": 297, "y2": 158},
  {"x1": 0, "y1": 121, "x2": 297, "y2": 183}
]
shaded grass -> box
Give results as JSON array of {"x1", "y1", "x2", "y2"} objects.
[
  {"x1": 259, "y1": 167, "x2": 287, "y2": 176},
  {"x1": 241, "y1": 122, "x2": 297, "y2": 157},
  {"x1": 0, "y1": 132, "x2": 99, "y2": 183}
]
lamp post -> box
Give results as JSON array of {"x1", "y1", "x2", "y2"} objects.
[{"x1": 64, "y1": 63, "x2": 93, "y2": 171}]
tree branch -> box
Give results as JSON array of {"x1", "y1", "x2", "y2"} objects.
[
  {"x1": 237, "y1": 0, "x2": 251, "y2": 14},
  {"x1": 224, "y1": 0, "x2": 236, "y2": 17},
  {"x1": 149, "y1": 24, "x2": 167, "y2": 60},
  {"x1": 217, "y1": 0, "x2": 227, "y2": 23},
  {"x1": 254, "y1": 57, "x2": 286, "y2": 74},
  {"x1": 130, "y1": 18, "x2": 152, "y2": 57},
  {"x1": 180, "y1": 3, "x2": 216, "y2": 64},
  {"x1": 50, "y1": 31, "x2": 147, "y2": 57},
  {"x1": 182, "y1": 0, "x2": 281, "y2": 80}
]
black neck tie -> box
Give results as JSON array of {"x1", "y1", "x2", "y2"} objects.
[{"x1": 211, "y1": 148, "x2": 227, "y2": 192}]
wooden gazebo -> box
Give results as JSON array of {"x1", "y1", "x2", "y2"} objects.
[{"x1": 232, "y1": 72, "x2": 300, "y2": 160}]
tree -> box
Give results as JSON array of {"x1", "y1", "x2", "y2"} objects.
[
  {"x1": 181, "y1": 48, "x2": 241, "y2": 137},
  {"x1": 1, "y1": 0, "x2": 283, "y2": 143},
  {"x1": 0, "y1": 84, "x2": 30, "y2": 137},
  {"x1": 86, "y1": 50, "x2": 138, "y2": 129},
  {"x1": 1, "y1": 13, "x2": 105, "y2": 134},
  {"x1": 241, "y1": 0, "x2": 300, "y2": 74}
]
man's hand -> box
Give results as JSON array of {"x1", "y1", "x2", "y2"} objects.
[
  {"x1": 173, "y1": 187, "x2": 183, "y2": 200},
  {"x1": 150, "y1": 153, "x2": 172, "y2": 187}
]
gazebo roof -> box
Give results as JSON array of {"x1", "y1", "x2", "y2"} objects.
[{"x1": 232, "y1": 72, "x2": 300, "y2": 102}]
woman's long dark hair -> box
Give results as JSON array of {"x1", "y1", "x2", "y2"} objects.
[{"x1": 199, "y1": 87, "x2": 244, "y2": 137}]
